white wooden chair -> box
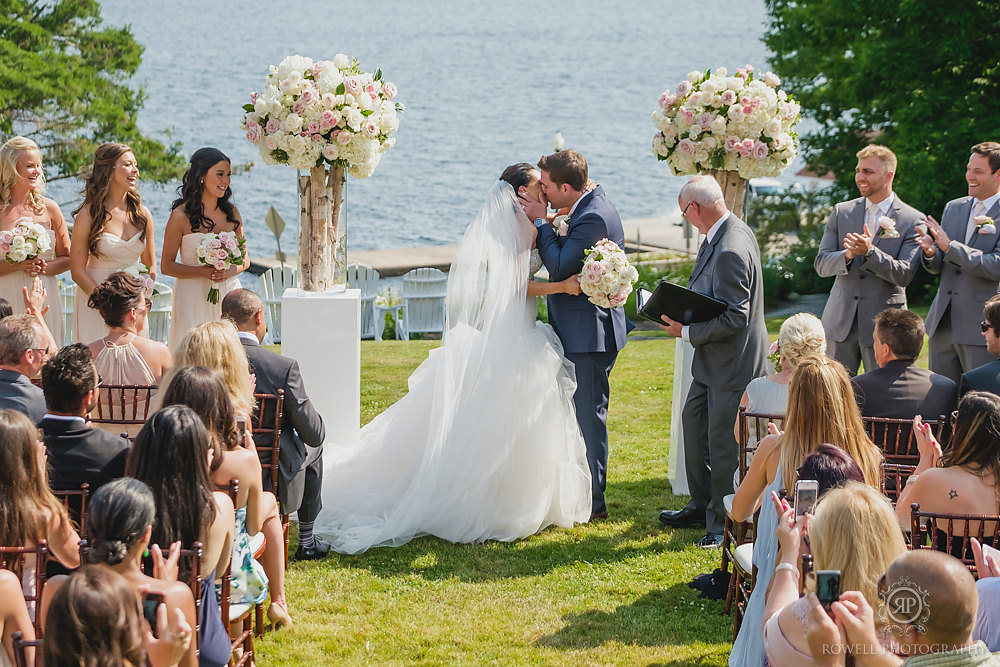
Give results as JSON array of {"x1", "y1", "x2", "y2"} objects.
[
  {"x1": 146, "y1": 281, "x2": 173, "y2": 344},
  {"x1": 401, "y1": 267, "x2": 447, "y2": 340},
  {"x1": 346, "y1": 264, "x2": 381, "y2": 339},
  {"x1": 60, "y1": 281, "x2": 75, "y2": 345},
  {"x1": 258, "y1": 266, "x2": 298, "y2": 343}
]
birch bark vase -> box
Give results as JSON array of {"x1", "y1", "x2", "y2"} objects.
[
  {"x1": 298, "y1": 164, "x2": 347, "y2": 292},
  {"x1": 708, "y1": 169, "x2": 747, "y2": 221}
]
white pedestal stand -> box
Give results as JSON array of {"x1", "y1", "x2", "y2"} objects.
[
  {"x1": 667, "y1": 338, "x2": 693, "y2": 496},
  {"x1": 281, "y1": 288, "x2": 361, "y2": 448}
]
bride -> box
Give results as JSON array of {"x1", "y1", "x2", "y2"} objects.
[{"x1": 316, "y1": 165, "x2": 592, "y2": 553}]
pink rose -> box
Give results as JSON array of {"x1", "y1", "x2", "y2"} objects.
[
  {"x1": 695, "y1": 112, "x2": 715, "y2": 129},
  {"x1": 344, "y1": 76, "x2": 363, "y2": 95},
  {"x1": 677, "y1": 138, "x2": 697, "y2": 156},
  {"x1": 720, "y1": 90, "x2": 737, "y2": 105},
  {"x1": 250, "y1": 92, "x2": 259, "y2": 104},
  {"x1": 336, "y1": 131, "x2": 353, "y2": 145},
  {"x1": 743, "y1": 105, "x2": 753, "y2": 115},
  {"x1": 675, "y1": 80, "x2": 692, "y2": 97},
  {"x1": 307, "y1": 121, "x2": 320, "y2": 134},
  {"x1": 364, "y1": 83, "x2": 377, "y2": 96},
  {"x1": 724, "y1": 136, "x2": 741, "y2": 152},
  {"x1": 752, "y1": 141, "x2": 769, "y2": 160},
  {"x1": 312, "y1": 133, "x2": 323, "y2": 141},
  {"x1": 361, "y1": 120, "x2": 379, "y2": 138},
  {"x1": 381, "y1": 82, "x2": 397, "y2": 99},
  {"x1": 245, "y1": 125, "x2": 262, "y2": 144},
  {"x1": 210, "y1": 239, "x2": 222, "y2": 248},
  {"x1": 265, "y1": 118, "x2": 281, "y2": 134},
  {"x1": 292, "y1": 97, "x2": 309, "y2": 114}
]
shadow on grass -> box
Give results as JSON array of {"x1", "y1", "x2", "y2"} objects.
[
  {"x1": 317, "y1": 477, "x2": 711, "y2": 582},
  {"x1": 535, "y1": 583, "x2": 730, "y2": 653}
]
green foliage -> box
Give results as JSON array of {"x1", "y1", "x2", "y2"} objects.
[
  {"x1": 0, "y1": 0, "x2": 185, "y2": 181},
  {"x1": 763, "y1": 0, "x2": 1000, "y2": 216}
]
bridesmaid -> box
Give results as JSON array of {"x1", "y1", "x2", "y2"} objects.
[
  {"x1": 70, "y1": 143, "x2": 156, "y2": 343},
  {"x1": 0, "y1": 137, "x2": 70, "y2": 345},
  {"x1": 161, "y1": 148, "x2": 249, "y2": 351}
]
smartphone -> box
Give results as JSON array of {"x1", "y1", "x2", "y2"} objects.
[
  {"x1": 816, "y1": 570, "x2": 841, "y2": 611},
  {"x1": 141, "y1": 591, "x2": 165, "y2": 638},
  {"x1": 983, "y1": 543, "x2": 1000, "y2": 566},
  {"x1": 235, "y1": 415, "x2": 248, "y2": 437},
  {"x1": 794, "y1": 479, "x2": 819, "y2": 518}
]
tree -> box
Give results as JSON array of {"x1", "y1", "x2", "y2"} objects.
[
  {"x1": 763, "y1": 0, "x2": 1000, "y2": 216},
  {"x1": 0, "y1": 0, "x2": 185, "y2": 181}
]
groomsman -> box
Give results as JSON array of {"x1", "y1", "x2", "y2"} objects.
[
  {"x1": 918, "y1": 141, "x2": 1000, "y2": 382},
  {"x1": 657, "y1": 175, "x2": 768, "y2": 548},
  {"x1": 814, "y1": 145, "x2": 923, "y2": 375}
]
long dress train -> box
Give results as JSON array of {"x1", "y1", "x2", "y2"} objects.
[{"x1": 315, "y1": 182, "x2": 592, "y2": 554}]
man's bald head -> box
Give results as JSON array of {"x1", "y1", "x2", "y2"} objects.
[
  {"x1": 885, "y1": 550, "x2": 977, "y2": 647},
  {"x1": 221, "y1": 289, "x2": 264, "y2": 329}
]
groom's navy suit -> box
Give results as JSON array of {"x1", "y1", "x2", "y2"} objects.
[{"x1": 536, "y1": 185, "x2": 629, "y2": 515}]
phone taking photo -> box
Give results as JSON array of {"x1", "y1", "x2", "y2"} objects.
[
  {"x1": 235, "y1": 415, "x2": 248, "y2": 437},
  {"x1": 794, "y1": 479, "x2": 819, "y2": 518},
  {"x1": 141, "y1": 591, "x2": 165, "y2": 638},
  {"x1": 816, "y1": 570, "x2": 841, "y2": 612}
]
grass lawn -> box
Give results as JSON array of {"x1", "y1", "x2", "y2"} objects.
[{"x1": 254, "y1": 335, "x2": 734, "y2": 665}]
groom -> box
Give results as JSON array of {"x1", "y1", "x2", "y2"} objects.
[{"x1": 520, "y1": 150, "x2": 629, "y2": 520}]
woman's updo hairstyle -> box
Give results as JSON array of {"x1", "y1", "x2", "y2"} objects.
[
  {"x1": 500, "y1": 163, "x2": 537, "y2": 194},
  {"x1": 777, "y1": 312, "x2": 827, "y2": 369},
  {"x1": 87, "y1": 478, "x2": 155, "y2": 566},
  {"x1": 88, "y1": 271, "x2": 145, "y2": 328}
]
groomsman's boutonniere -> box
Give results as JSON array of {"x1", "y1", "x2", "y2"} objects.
[
  {"x1": 551, "y1": 214, "x2": 570, "y2": 237},
  {"x1": 975, "y1": 215, "x2": 997, "y2": 235},
  {"x1": 877, "y1": 216, "x2": 899, "y2": 238}
]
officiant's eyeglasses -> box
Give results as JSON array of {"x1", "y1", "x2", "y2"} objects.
[{"x1": 681, "y1": 202, "x2": 698, "y2": 217}]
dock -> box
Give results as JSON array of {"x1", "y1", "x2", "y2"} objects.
[{"x1": 250, "y1": 213, "x2": 699, "y2": 277}]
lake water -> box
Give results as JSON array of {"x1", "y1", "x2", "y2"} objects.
[{"x1": 45, "y1": 0, "x2": 784, "y2": 260}]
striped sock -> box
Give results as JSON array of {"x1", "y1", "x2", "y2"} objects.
[{"x1": 298, "y1": 521, "x2": 315, "y2": 549}]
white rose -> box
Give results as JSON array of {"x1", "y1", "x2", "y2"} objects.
[
  {"x1": 9, "y1": 249, "x2": 26, "y2": 263},
  {"x1": 282, "y1": 113, "x2": 303, "y2": 133},
  {"x1": 322, "y1": 144, "x2": 340, "y2": 161},
  {"x1": 379, "y1": 137, "x2": 396, "y2": 153},
  {"x1": 763, "y1": 118, "x2": 782, "y2": 138},
  {"x1": 763, "y1": 71, "x2": 781, "y2": 87},
  {"x1": 333, "y1": 53, "x2": 350, "y2": 69},
  {"x1": 687, "y1": 70, "x2": 702, "y2": 83},
  {"x1": 345, "y1": 108, "x2": 364, "y2": 131},
  {"x1": 253, "y1": 97, "x2": 269, "y2": 116},
  {"x1": 361, "y1": 120, "x2": 380, "y2": 138}
]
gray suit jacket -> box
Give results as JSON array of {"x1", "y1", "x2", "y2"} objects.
[
  {"x1": 923, "y1": 197, "x2": 1000, "y2": 344},
  {"x1": 0, "y1": 369, "x2": 45, "y2": 424},
  {"x1": 814, "y1": 196, "x2": 923, "y2": 345},
  {"x1": 687, "y1": 214, "x2": 768, "y2": 391}
]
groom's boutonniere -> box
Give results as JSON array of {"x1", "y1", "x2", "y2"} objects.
[
  {"x1": 551, "y1": 214, "x2": 570, "y2": 237},
  {"x1": 975, "y1": 215, "x2": 997, "y2": 235},
  {"x1": 877, "y1": 216, "x2": 899, "y2": 238}
]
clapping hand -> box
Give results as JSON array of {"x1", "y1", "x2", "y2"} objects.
[
  {"x1": 22, "y1": 277, "x2": 48, "y2": 316},
  {"x1": 843, "y1": 230, "x2": 873, "y2": 260},
  {"x1": 912, "y1": 414, "x2": 942, "y2": 469},
  {"x1": 923, "y1": 215, "x2": 952, "y2": 253}
]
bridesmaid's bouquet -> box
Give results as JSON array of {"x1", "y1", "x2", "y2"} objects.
[
  {"x1": 123, "y1": 262, "x2": 156, "y2": 296},
  {"x1": 0, "y1": 218, "x2": 51, "y2": 264},
  {"x1": 196, "y1": 232, "x2": 246, "y2": 304},
  {"x1": 579, "y1": 239, "x2": 638, "y2": 308}
]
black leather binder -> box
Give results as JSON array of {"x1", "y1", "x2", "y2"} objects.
[{"x1": 635, "y1": 280, "x2": 727, "y2": 325}]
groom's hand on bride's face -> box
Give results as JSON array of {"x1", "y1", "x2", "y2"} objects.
[{"x1": 519, "y1": 191, "x2": 547, "y2": 222}]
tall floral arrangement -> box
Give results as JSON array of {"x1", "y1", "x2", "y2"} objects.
[
  {"x1": 651, "y1": 65, "x2": 800, "y2": 180},
  {"x1": 242, "y1": 54, "x2": 401, "y2": 179}
]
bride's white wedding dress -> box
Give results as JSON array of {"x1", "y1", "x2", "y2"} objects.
[{"x1": 315, "y1": 181, "x2": 592, "y2": 554}]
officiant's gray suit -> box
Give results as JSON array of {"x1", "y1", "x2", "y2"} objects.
[
  {"x1": 923, "y1": 196, "x2": 1000, "y2": 381},
  {"x1": 681, "y1": 213, "x2": 768, "y2": 535},
  {"x1": 814, "y1": 196, "x2": 923, "y2": 375}
]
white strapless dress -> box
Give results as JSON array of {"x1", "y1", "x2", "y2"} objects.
[
  {"x1": 168, "y1": 232, "x2": 241, "y2": 351},
  {"x1": 74, "y1": 232, "x2": 147, "y2": 343},
  {"x1": 0, "y1": 226, "x2": 62, "y2": 345},
  {"x1": 316, "y1": 250, "x2": 592, "y2": 553}
]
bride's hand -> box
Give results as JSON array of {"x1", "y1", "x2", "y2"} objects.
[{"x1": 560, "y1": 275, "x2": 582, "y2": 296}]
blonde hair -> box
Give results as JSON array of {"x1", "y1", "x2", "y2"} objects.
[
  {"x1": 171, "y1": 320, "x2": 254, "y2": 416},
  {"x1": 779, "y1": 357, "x2": 882, "y2": 491},
  {"x1": 777, "y1": 313, "x2": 826, "y2": 369},
  {"x1": 0, "y1": 136, "x2": 46, "y2": 212},
  {"x1": 855, "y1": 144, "x2": 897, "y2": 173},
  {"x1": 809, "y1": 482, "x2": 906, "y2": 608}
]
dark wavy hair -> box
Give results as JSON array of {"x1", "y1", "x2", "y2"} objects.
[
  {"x1": 941, "y1": 391, "x2": 1000, "y2": 475},
  {"x1": 499, "y1": 163, "x2": 537, "y2": 194},
  {"x1": 72, "y1": 143, "x2": 148, "y2": 258},
  {"x1": 170, "y1": 147, "x2": 240, "y2": 233},
  {"x1": 44, "y1": 566, "x2": 146, "y2": 667},
  {"x1": 125, "y1": 405, "x2": 217, "y2": 554},
  {"x1": 87, "y1": 478, "x2": 155, "y2": 566},
  {"x1": 87, "y1": 271, "x2": 145, "y2": 328},
  {"x1": 158, "y1": 365, "x2": 241, "y2": 466}
]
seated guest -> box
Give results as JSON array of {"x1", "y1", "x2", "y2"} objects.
[
  {"x1": 729, "y1": 357, "x2": 883, "y2": 666},
  {"x1": 0, "y1": 569, "x2": 34, "y2": 666},
  {"x1": 852, "y1": 308, "x2": 957, "y2": 419},
  {"x1": 221, "y1": 289, "x2": 327, "y2": 560},
  {"x1": 960, "y1": 294, "x2": 1000, "y2": 398},
  {"x1": 734, "y1": 312, "x2": 826, "y2": 445},
  {"x1": 763, "y1": 482, "x2": 906, "y2": 666},
  {"x1": 40, "y1": 343, "x2": 129, "y2": 495},
  {"x1": 43, "y1": 565, "x2": 191, "y2": 667},
  {"x1": 86, "y1": 271, "x2": 171, "y2": 383},
  {"x1": 895, "y1": 391, "x2": 1000, "y2": 532},
  {"x1": 0, "y1": 314, "x2": 48, "y2": 423},
  {"x1": 84, "y1": 478, "x2": 197, "y2": 667},
  {"x1": 795, "y1": 443, "x2": 865, "y2": 495},
  {"x1": 808, "y1": 550, "x2": 1000, "y2": 665}
]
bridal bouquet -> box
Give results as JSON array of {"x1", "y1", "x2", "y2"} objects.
[
  {"x1": 579, "y1": 239, "x2": 638, "y2": 308},
  {"x1": 0, "y1": 218, "x2": 50, "y2": 264},
  {"x1": 242, "y1": 54, "x2": 402, "y2": 178},
  {"x1": 196, "y1": 231, "x2": 246, "y2": 304},
  {"x1": 123, "y1": 262, "x2": 156, "y2": 296},
  {"x1": 651, "y1": 65, "x2": 801, "y2": 179}
]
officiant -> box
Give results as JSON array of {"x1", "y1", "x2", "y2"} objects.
[{"x1": 657, "y1": 175, "x2": 768, "y2": 548}]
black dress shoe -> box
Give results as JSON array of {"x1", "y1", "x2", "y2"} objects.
[
  {"x1": 658, "y1": 506, "x2": 706, "y2": 528},
  {"x1": 590, "y1": 510, "x2": 608, "y2": 521},
  {"x1": 294, "y1": 536, "x2": 331, "y2": 561},
  {"x1": 697, "y1": 532, "x2": 724, "y2": 548}
]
